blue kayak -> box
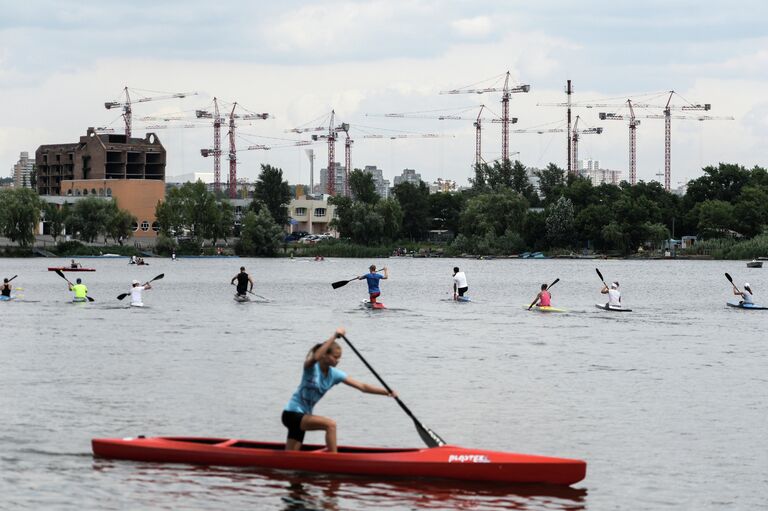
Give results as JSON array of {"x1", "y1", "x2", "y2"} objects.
[{"x1": 727, "y1": 301, "x2": 767, "y2": 310}]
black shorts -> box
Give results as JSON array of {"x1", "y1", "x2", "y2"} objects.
[
  {"x1": 458, "y1": 286, "x2": 468, "y2": 296},
  {"x1": 281, "y1": 410, "x2": 306, "y2": 443}
]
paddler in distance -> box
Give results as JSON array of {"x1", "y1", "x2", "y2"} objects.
[
  {"x1": 357, "y1": 264, "x2": 388, "y2": 306},
  {"x1": 528, "y1": 283, "x2": 553, "y2": 310},
  {"x1": 282, "y1": 327, "x2": 397, "y2": 453},
  {"x1": 129, "y1": 279, "x2": 151, "y2": 306},
  {"x1": 1, "y1": 278, "x2": 12, "y2": 299},
  {"x1": 230, "y1": 266, "x2": 253, "y2": 298},
  {"x1": 68, "y1": 277, "x2": 88, "y2": 302},
  {"x1": 70, "y1": 259, "x2": 82, "y2": 269},
  {"x1": 453, "y1": 266, "x2": 468, "y2": 300},
  {"x1": 734, "y1": 282, "x2": 754, "y2": 305},
  {"x1": 600, "y1": 281, "x2": 622, "y2": 307}
]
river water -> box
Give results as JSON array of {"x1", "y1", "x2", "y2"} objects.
[{"x1": 0, "y1": 256, "x2": 765, "y2": 510}]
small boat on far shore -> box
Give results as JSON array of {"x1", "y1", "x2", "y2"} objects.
[{"x1": 746, "y1": 260, "x2": 763, "y2": 268}]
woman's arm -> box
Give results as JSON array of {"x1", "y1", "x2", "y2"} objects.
[{"x1": 343, "y1": 376, "x2": 395, "y2": 396}]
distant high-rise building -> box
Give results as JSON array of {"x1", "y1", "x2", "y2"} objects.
[
  {"x1": 579, "y1": 158, "x2": 600, "y2": 172},
  {"x1": 361, "y1": 165, "x2": 390, "y2": 199},
  {"x1": 12, "y1": 152, "x2": 34, "y2": 188},
  {"x1": 319, "y1": 162, "x2": 347, "y2": 196},
  {"x1": 429, "y1": 178, "x2": 458, "y2": 194},
  {"x1": 393, "y1": 168, "x2": 422, "y2": 187}
]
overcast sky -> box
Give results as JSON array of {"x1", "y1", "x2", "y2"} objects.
[{"x1": 2, "y1": 0, "x2": 766, "y2": 189}]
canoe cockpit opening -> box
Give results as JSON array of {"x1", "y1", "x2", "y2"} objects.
[
  {"x1": 228, "y1": 441, "x2": 421, "y2": 454},
  {"x1": 164, "y1": 438, "x2": 230, "y2": 445}
]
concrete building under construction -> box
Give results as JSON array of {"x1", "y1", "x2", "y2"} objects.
[{"x1": 35, "y1": 128, "x2": 166, "y2": 238}]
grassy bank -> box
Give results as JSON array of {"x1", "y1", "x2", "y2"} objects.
[{"x1": 684, "y1": 234, "x2": 768, "y2": 260}]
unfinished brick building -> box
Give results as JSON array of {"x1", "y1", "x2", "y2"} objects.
[{"x1": 35, "y1": 127, "x2": 166, "y2": 196}]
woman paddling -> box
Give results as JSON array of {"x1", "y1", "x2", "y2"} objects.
[
  {"x1": 600, "y1": 281, "x2": 622, "y2": 307},
  {"x1": 734, "y1": 282, "x2": 754, "y2": 305},
  {"x1": 529, "y1": 283, "x2": 553, "y2": 309},
  {"x1": 282, "y1": 327, "x2": 396, "y2": 453}
]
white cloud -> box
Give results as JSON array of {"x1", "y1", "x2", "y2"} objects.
[{"x1": 451, "y1": 16, "x2": 493, "y2": 39}]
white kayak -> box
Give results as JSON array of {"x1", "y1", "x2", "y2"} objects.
[
  {"x1": 595, "y1": 303, "x2": 632, "y2": 312},
  {"x1": 234, "y1": 294, "x2": 251, "y2": 303}
]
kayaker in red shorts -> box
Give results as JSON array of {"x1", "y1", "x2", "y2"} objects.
[
  {"x1": 281, "y1": 327, "x2": 396, "y2": 453},
  {"x1": 357, "y1": 264, "x2": 388, "y2": 305}
]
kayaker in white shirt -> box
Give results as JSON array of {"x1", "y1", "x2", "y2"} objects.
[
  {"x1": 735, "y1": 282, "x2": 754, "y2": 305},
  {"x1": 130, "y1": 279, "x2": 151, "y2": 306},
  {"x1": 452, "y1": 267, "x2": 468, "y2": 300},
  {"x1": 600, "y1": 281, "x2": 621, "y2": 307}
]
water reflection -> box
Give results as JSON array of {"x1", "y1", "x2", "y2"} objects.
[{"x1": 93, "y1": 460, "x2": 587, "y2": 510}]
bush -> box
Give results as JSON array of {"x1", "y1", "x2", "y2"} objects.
[{"x1": 685, "y1": 233, "x2": 768, "y2": 259}]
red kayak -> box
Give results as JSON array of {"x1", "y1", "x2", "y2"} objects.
[
  {"x1": 48, "y1": 267, "x2": 96, "y2": 272},
  {"x1": 91, "y1": 436, "x2": 586, "y2": 486}
]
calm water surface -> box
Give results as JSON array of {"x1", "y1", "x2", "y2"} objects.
[{"x1": 1, "y1": 257, "x2": 766, "y2": 510}]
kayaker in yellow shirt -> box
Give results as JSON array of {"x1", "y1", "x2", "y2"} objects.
[{"x1": 68, "y1": 278, "x2": 88, "y2": 302}]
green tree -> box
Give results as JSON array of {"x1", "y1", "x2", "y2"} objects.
[
  {"x1": 349, "y1": 169, "x2": 379, "y2": 205},
  {"x1": 253, "y1": 164, "x2": 292, "y2": 225},
  {"x1": 206, "y1": 200, "x2": 234, "y2": 246},
  {"x1": 696, "y1": 199, "x2": 736, "y2": 238},
  {"x1": 733, "y1": 186, "x2": 768, "y2": 238},
  {"x1": 546, "y1": 196, "x2": 575, "y2": 248},
  {"x1": 44, "y1": 202, "x2": 69, "y2": 243},
  {"x1": 535, "y1": 163, "x2": 566, "y2": 204},
  {"x1": 601, "y1": 221, "x2": 628, "y2": 253},
  {"x1": 394, "y1": 181, "x2": 430, "y2": 240},
  {"x1": 65, "y1": 197, "x2": 110, "y2": 242},
  {"x1": 642, "y1": 222, "x2": 671, "y2": 250},
  {"x1": 511, "y1": 160, "x2": 537, "y2": 203},
  {"x1": 429, "y1": 192, "x2": 465, "y2": 235},
  {"x1": 0, "y1": 188, "x2": 43, "y2": 247},
  {"x1": 237, "y1": 207, "x2": 283, "y2": 256},
  {"x1": 104, "y1": 201, "x2": 136, "y2": 244},
  {"x1": 375, "y1": 198, "x2": 403, "y2": 242}
]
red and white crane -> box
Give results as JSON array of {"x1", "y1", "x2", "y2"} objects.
[
  {"x1": 509, "y1": 116, "x2": 603, "y2": 171},
  {"x1": 289, "y1": 111, "x2": 348, "y2": 196},
  {"x1": 440, "y1": 71, "x2": 530, "y2": 163},
  {"x1": 600, "y1": 92, "x2": 732, "y2": 189},
  {"x1": 104, "y1": 87, "x2": 196, "y2": 139}
]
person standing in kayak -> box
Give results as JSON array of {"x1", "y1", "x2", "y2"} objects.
[
  {"x1": 1, "y1": 278, "x2": 12, "y2": 298},
  {"x1": 452, "y1": 267, "x2": 468, "y2": 300},
  {"x1": 230, "y1": 266, "x2": 253, "y2": 298},
  {"x1": 734, "y1": 282, "x2": 754, "y2": 305},
  {"x1": 529, "y1": 283, "x2": 552, "y2": 309},
  {"x1": 600, "y1": 281, "x2": 622, "y2": 307},
  {"x1": 130, "y1": 279, "x2": 151, "y2": 306},
  {"x1": 358, "y1": 265, "x2": 388, "y2": 305},
  {"x1": 282, "y1": 327, "x2": 396, "y2": 453},
  {"x1": 68, "y1": 277, "x2": 88, "y2": 302}
]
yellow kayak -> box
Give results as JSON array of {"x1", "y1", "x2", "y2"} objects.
[{"x1": 524, "y1": 305, "x2": 567, "y2": 313}]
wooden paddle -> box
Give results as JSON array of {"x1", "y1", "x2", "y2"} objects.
[
  {"x1": 340, "y1": 334, "x2": 446, "y2": 449},
  {"x1": 528, "y1": 278, "x2": 560, "y2": 310},
  {"x1": 54, "y1": 269, "x2": 95, "y2": 302},
  {"x1": 117, "y1": 273, "x2": 164, "y2": 300},
  {"x1": 332, "y1": 269, "x2": 381, "y2": 289}
]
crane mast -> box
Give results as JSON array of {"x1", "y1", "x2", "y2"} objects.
[
  {"x1": 566, "y1": 80, "x2": 573, "y2": 174},
  {"x1": 105, "y1": 87, "x2": 195, "y2": 139},
  {"x1": 229, "y1": 104, "x2": 238, "y2": 198}
]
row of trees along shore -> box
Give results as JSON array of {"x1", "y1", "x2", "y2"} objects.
[{"x1": 1, "y1": 161, "x2": 766, "y2": 258}]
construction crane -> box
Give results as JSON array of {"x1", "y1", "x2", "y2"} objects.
[
  {"x1": 600, "y1": 92, "x2": 732, "y2": 189},
  {"x1": 104, "y1": 87, "x2": 196, "y2": 139},
  {"x1": 367, "y1": 105, "x2": 507, "y2": 167},
  {"x1": 440, "y1": 71, "x2": 530, "y2": 163},
  {"x1": 195, "y1": 101, "x2": 270, "y2": 197},
  {"x1": 510, "y1": 117, "x2": 603, "y2": 171},
  {"x1": 290, "y1": 111, "x2": 348, "y2": 196}
]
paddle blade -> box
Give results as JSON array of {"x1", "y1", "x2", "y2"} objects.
[
  {"x1": 149, "y1": 273, "x2": 164, "y2": 283},
  {"x1": 116, "y1": 293, "x2": 129, "y2": 301},
  {"x1": 411, "y1": 417, "x2": 446, "y2": 448},
  {"x1": 595, "y1": 268, "x2": 604, "y2": 282},
  {"x1": 8, "y1": 275, "x2": 18, "y2": 282},
  {"x1": 87, "y1": 296, "x2": 95, "y2": 302},
  {"x1": 332, "y1": 279, "x2": 351, "y2": 289},
  {"x1": 725, "y1": 272, "x2": 733, "y2": 284},
  {"x1": 548, "y1": 278, "x2": 560, "y2": 289}
]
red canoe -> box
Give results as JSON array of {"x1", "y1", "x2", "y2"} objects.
[
  {"x1": 48, "y1": 267, "x2": 96, "y2": 272},
  {"x1": 91, "y1": 436, "x2": 586, "y2": 486}
]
